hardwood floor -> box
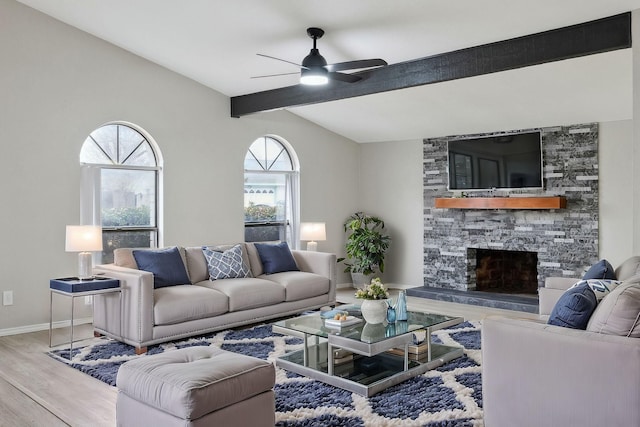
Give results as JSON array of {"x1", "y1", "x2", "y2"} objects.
[
  {"x1": 0, "y1": 288, "x2": 539, "y2": 426},
  {"x1": 0, "y1": 326, "x2": 117, "y2": 427}
]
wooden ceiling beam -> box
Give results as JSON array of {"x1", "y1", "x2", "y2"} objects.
[{"x1": 230, "y1": 12, "x2": 631, "y2": 118}]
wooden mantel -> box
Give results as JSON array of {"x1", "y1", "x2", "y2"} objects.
[{"x1": 434, "y1": 196, "x2": 567, "y2": 210}]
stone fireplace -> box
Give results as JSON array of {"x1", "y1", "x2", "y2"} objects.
[{"x1": 418, "y1": 123, "x2": 599, "y2": 302}]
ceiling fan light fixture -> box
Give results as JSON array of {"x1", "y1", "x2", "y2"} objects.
[
  {"x1": 300, "y1": 68, "x2": 328, "y2": 85},
  {"x1": 254, "y1": 27, "x2": 384, "y2": 86}
]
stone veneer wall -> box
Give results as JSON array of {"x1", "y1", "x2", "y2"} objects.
[{"x1": 423, "y1": 123, "x2": 599, "y2": 290}]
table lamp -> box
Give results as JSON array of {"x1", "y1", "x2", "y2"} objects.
[
  {"x1": 300, "y1": 222, "x2": 326, "y2": 251},
  {"x1": 66, "y1": 225, "x2": 103, "y2": 280}
]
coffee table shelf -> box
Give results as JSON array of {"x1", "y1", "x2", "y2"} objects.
[{"x1": 273, "y1": 311, "x2": 464, "y2": 397}]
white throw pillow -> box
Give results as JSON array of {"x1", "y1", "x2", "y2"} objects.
[{"x1": 569, "y1": 279, "x2": 622, "y2": 301}]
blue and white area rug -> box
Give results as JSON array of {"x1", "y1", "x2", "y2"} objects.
[{"x1": 50, "y1": 321, "x2": 483, "y2": 426}]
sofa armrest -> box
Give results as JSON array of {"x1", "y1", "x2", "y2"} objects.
[
  {"x1": 544, "y1": 276, "x2": 578, "y2": 290},
  {"x1": 291, "y1": 250, "x2": 337, "y2": 304},
  {"x1": 538, "y1": 276, "x2": 579, "y2": 316},
  {"x1": 482, "y1": 316, "x2": 640, "y2": 427},
  {"x1": 93, "y1": 264, "x2": 155, "y2": 348}
]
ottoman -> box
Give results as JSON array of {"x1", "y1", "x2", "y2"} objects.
[{"x1": 116, "y1": 346, "x2": 276, "y2": 427}]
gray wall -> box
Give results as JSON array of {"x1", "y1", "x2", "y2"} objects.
[{"x1": 0, "y1": 1, "x2": 359, "y2": 333}]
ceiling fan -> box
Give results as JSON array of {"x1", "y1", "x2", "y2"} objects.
[{"x1": 254, "y1": 27, "x2": 387, "y2": 85}]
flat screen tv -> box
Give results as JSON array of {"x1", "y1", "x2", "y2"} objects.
[{"x1": 447, "y1": 130, "x2": 543, "y2": 191}]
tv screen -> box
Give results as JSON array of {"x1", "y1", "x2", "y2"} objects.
[{"x1": 447, "y1": 131, "x2": 543, "y2": 191}]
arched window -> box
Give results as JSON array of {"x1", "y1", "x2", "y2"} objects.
[
  {"x1": 80, "y1": 122, "x2": 162, "y2": 263},
  {"x1": 244, "y1": 136, "x2": 299, "y2": 247}
]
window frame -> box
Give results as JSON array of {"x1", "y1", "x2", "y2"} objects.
[
  {"x1": 243, "y1": 135, "x2": 299, "y2": 247},
  {"x1": 79, "y1": 122, "x2": 163, "y2": 263}
]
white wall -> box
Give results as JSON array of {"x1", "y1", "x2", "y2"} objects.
[
  {"x1": 0, "y1": 1, "x2": 359, "y2": 333},
  {"x1": 599, "y1": 120, "x2": 635, "y2": 267},
  {"x1": 358, "y1": 140, "x2": 424, "y2": 286}
]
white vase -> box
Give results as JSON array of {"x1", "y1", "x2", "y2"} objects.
[{"x1": 360, "y1": 299, "x2": 387, "y2": 324}]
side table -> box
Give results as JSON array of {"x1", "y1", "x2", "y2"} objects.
[{"x1": 49, "y1": 276, "x2": 120, "y2": 358}]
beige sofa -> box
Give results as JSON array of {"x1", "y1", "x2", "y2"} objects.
[
  {"x1": 92, "y1": 243, "x2": 336, "y2": 353},
  {"x1": 482, "y1": 257, "x2": 640, "y2": 427}
]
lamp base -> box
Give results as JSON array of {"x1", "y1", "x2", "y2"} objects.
[
  {"x1": 78, "y1": 252, "x2": 94, "y2": 280},
  {"x1": 306, "y1": 241, "x2": 318, "y2": 251}
]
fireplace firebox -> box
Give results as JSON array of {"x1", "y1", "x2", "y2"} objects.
[{"x1": 470, "y1": 248, "x2": 538, "y2": 295}]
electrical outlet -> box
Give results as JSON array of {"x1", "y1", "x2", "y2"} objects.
[
  {"x1": 84, "y1": 295, "x2": 93, "y2": 305},
  {"x1": 3, "y1": 291, "x2": 13, "y2": 306}
]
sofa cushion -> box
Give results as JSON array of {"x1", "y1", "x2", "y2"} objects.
[
  {"x1": 547, "y1": 283, "x2": 598, "y2": 329},
  {"x1": 261, "y1": 271, "x2": 330, "y2": 302},
  {"x1": 184, "y1": 246, "x2": 209, "y2": 283},
  {"x1": 583, "y1": 259, "x2": 616, "y2": 280},
  {"x1": 254, "y1": 242, "x2": 299, "y2": 274},
  {"x1": 133, "y1": 247, "x2": 191, "y2": 289},
  {"x1": 245, "y1": 243, "x2": 263, "y2": 276},
  {"x1": 200, "y1": 277, "x2": 285, "y2": 311},
  {"x1": 568, "y1": 279, "x2": 622, "y2": 301},
  {"x1": 614, "y1": 256, "x2": 640, "y2": 281},
  {"x1": 154, "y1": 285, "x2": 229, "y2": 325},
  {"x1": 587, "y1": 280, "x2": 640, "y2": 338}
]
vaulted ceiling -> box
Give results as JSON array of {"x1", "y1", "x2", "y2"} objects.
[{"x1": 16, "y1": 0, "x2": 640, "y2": 142}]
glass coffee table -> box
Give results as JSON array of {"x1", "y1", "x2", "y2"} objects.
[{"x1": 272, "y1": 310, "x2": 464, "y2": 397}]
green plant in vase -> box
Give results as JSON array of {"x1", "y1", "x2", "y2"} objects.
[{"x1": 338, "y1": 212, "x2": 391, "y2": 287}]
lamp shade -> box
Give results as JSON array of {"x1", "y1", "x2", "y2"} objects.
[
  {"x1": 300, "y1": 222, "x2": 326, "y2": 241},
  {"x1": 65, "y1": 225, "x2": 103, "y2": 252}
]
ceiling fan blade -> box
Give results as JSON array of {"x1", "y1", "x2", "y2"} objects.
[
  {"x1": 328, "y1": 58, "x2": 387, "y2": 72},
  {"x1": 328, "y1": 71, "x2": 361, "y2": 83},
  {"x1": 256, "y1": 53, "x2": 305, "y2": 69},
  {"x1": 251, "y1": 71, "x2": 300, "y2": 79}
]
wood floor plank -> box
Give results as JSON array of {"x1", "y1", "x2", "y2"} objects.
[
  {"x1": 0, "y1": 327, "x2": 116, "y2": 427},
  {"x1": 0, "y1": 376, "x2": 68, "y2": 427}
]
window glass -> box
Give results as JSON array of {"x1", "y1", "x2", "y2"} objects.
[
  {"x1": 244, "y1": 136, "x2": 298, "y2": 245},
  {"x1": 80, "y1": 123, "x2": 161, "y2": 263},
  {"x1": 100, "y1": 169, "x2": 156, "y2": 227}
]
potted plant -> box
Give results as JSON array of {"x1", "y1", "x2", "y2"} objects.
[
  {"x1": 355, "y1": 277, "x2": 390, "y2": 324},
  {"x1": 338, "y1": 212, "x2": 391, "y2": 287}
]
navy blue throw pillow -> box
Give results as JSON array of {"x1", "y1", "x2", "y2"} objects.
[
  {"x1": 254, "y1": 242, "x2": 299, "y2": 274},
  {"x1": 582, "y1": 259, "x2": 616, "y2": 280},
  {"x1": 133, "y1": 247, "x2": 190, "y2": 289},
  {"x1": 547, "y1": 283, "x2": 598, "y2": 329}
]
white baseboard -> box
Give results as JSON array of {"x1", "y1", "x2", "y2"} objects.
[
  {"x1": 0, "y1": 317, "x2": 93, "y2": 337},
  {"x1": 336, "y1": 282, "x2": 353, "y2": 289}
]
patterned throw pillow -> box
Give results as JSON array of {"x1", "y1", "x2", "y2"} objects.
[
  {"x1": 569, "y1": 279, "x2": 622, "y2": 301},
  {"x1": 202, "y1": 245, "x2": 251, "y2": 280}
]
